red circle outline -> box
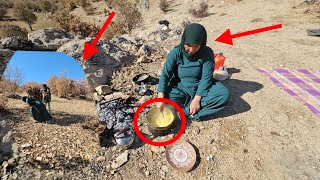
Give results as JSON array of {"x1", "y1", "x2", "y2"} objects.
[{"x1": 133, "y1": 98, "x2": 186, "y2": 146}]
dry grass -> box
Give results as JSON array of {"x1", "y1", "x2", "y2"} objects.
[{"x1": 0, "y1": 9, "x2": 59, "y2": 33}]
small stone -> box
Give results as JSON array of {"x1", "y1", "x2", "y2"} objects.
[
  {"x1": 11, "y1": 173, "x2": 18, "y2": 179},
  {"x1": 206, "y1": 154, "x2": 214, "y2": 161},
  {"x1": 36, "y1": 156, "x2": 42, "y2": 161},
  {"x1": 96, "y1": 156, "x2": 105, "y2": 162},
  {"x1": 111, "y1": 170, "x2": 116, "y2": 175},
  {"x1": 8, "y1": 158, "x2": 15, "y2": 165},
  {"x1": 147, "y1": 150, "x2": 153, "y2": 159},
  {"x1": 21, "y1": 143, "x2": 32, "y2": 148},
  {"x1": 243, "y1": 149, "x2": 249, "y2": 153},
  {"x1": 111, "y1": 150, "x2": 129, "y2": 169},
  {"x1": 11, "y1": 143, "x2": 18, "y2": 153},
  {"x1": 2, "y1": 161, "x2": 8, "y2": 171},
  {"x1": 199, "y1": 126, "x2": 205, "y2": 130},
  {"x1": 161, "y1": 165, "x2": 169, "y2": 172},
  {"x1": 150, "y1": 146, "x2": 166, "y2": 154},
  {"x1": 160, "y1": 170, "x2": 166, "y2": 176},
  {"x1": 2, "y1": 174, "x2": 9, "y2": 180},
  {"x1": 145, "y1": 170, "x2": 150, "y2": 176},
  {"x1": 137, "y1": 55, "x2": 149, "y2": 63},
  {"x1": 2, "y1": 131, "x2": 12, "y2": 143}
]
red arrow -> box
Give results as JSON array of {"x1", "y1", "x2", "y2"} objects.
[
  {"x1": 215, "y1": 24, "x2": 282, "y2": 45},
  {"x1": 83, "y1": 11, "x2": 116, "y2": 61}
]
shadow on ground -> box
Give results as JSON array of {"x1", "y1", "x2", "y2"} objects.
[{"x1": 203, "y1": 68, "x2": 264, "y2": 120}]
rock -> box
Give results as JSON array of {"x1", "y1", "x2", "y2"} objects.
[
  {"x1": 137, "y1": 55, "x2": 150, "y2": 63},
  {"x1": 11, "y1": 173, "x2": 18, "y2": 179},
  {"x1": 96, "y1": 156, "x2": 105, "y2": 162},
  {"x1": 28, "y1": 28, "x2": 74, "y2": 51},
  {"x1": 2, "y1": 174, "x2": 9, "y2": 180},
  {"x1": 21, "y1": 143, "x2": 32, "y2": 148},
  {"x1": 161, "y1": 165, "x2": 169, "y2": 172},
  {"x1": 150, "y1": 146, "x2": 166, "y2": 154},
  {"x1": 0, "y1": 49, "x2": 14, "y2": 75},
  {"x1": 36, "y1": 156, "x2": 42, "y2": 161},
  {"x1": 2, "y1": 160, "x2": 8, "y2": 172},
  {"x1": 145, "y1": 170, "x2": 150, "y2": 176},
  {"x1": 95, "y1": 85, "x2": 112, "y2": 96},
  {"x1": 146, "y1": 149, "x2": 153, "y2": 159},
  {"x1": 206, "y1": 154, "x2": 214, "y2": 161},
  {"x1": 1, "y1": 37, "x2": 30, "y2": 50},
  {"x1": 7, "y1": 158, "x2": 15, "y2": 165},
  {"x1": 93, "y1": 92, "x2": 101, "y2": 101},
  {"x1": 2, "y1": 131, "x2": 12, "y2": 144},
  {"x1": 137, "y1": 44, "x2": 152, "y2": 56},
  {"x1": 111, "y1": 150, "x2": 129, "y2": 169},
  {"x1": 104, "y1": 92, "x2": 129, "y2": 102},
  {"x1": 58, "y1": 38, "x2": 134, "y2": 88},
  {"x1": 110, "y1": 170, "x2": 116, "y2": 175},
  {"x1": 11, "y1": 143, "x2": 18, "y2": 154}
]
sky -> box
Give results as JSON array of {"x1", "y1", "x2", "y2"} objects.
[{"x1": 4, "y1": 51, "x2": 86, "y2": 85}]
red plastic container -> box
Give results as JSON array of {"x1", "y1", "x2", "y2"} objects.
[{"x1": 214, "y1": 52, "x2": 226, "y2": 70}]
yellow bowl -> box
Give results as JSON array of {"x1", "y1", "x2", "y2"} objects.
[{"x1": 146, "y1": 107, "x2": 174, "y2": 129}]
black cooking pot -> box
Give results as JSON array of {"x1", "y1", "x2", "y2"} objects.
[{"x1": 146, "y1": 107, "x2": 175, "y2": 137}]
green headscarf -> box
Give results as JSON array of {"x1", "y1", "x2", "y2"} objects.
[{"x1": 176, "y1": 23, "x2": 207, "y2": 60}]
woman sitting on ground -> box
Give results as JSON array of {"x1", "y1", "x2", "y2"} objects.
[
  {"x1": 22, "y1": 96, "x2": 52, "y2": 122},
  {"x1": 156, "y1": 23, "x2": 230, "y2": 121}
]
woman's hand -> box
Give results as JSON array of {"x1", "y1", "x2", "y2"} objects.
[
  {"x1": 156, "y1": 102, "x2": 165, "y2": 112},
  {"x1": 189, "y1": 96, "x2": 202, "y2": 115},
  {"x1": 156, "y1": 92, "x2": 165, "y2": 112}
]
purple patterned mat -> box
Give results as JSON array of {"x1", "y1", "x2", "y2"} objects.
[{"x1": 258, "y1": 68, "x2": 320, "y2": 116}]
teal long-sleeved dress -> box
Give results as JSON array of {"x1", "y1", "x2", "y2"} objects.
[
  {"x1": 25, "y1": 97, "x2": 52, "y2": 122},
  {"x1": 157, "y1": 47, "x2": 230, "y2": 121}
]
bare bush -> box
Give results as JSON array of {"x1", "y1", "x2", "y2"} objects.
[
  {"x1": 47, "y1": 76, "x2": 58, "y2": 95},
  {"x1": 79, "y1": 0, "x2": 88, "y2": 7},
  {"x1": 103, "y1": 21, "x2": 125, "y2": 40},
  {"x1": 3, "y1": 66, "x2": 24, "y2": 96},
  {"x1": 20, "y1": 82, "x2": 42, "y2": 93},
  {"x1": 54, "y1": 13, "x2": 99, "y2": 37},
  {"x1": 84, "y1": 3, "x2": 94, "y2": 15},
  {"x1": 0, "y1": 1, "x2": 14, "y2": 8},
  {"x1": 0, "y1": 8, "x2": 7, "y2": 20},
  {"x1": 39, "y1": 0, "x2": 58, "y2": 14},
  {"x1": 189, "y1": 2, "x2": 209, "y2": 18},
  {"x1": 111, "y1": 0, "x2": 142, "y2": 32},
  {"x1": 25, "y1": 0, "x2": 41, "y2": 12},
  {"x1": 62, "y1": 0, "x2": 77, "y2": 12},
  {"x1": 159, "y1": 0, "x2": 169, "y2": 12},
  {"x1": 0, "y1": 23, "x2": 28, "y2": 39},
  {"x1": 0, "y1": 79, "x2": 18, "y2": 97},
  {"x1": 13, "y1": 3, "x2": 38, "y2": 30},
  {"x1": 0, "y1": 93, "x2": 8, "y2": 112}
]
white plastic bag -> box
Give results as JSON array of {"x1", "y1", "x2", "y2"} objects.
[{"x1": 213, "y1": 66, "x2": 230, "y2": 81}]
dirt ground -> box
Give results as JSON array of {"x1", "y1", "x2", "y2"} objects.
[{"x1": 1, "y1": 0, "x2": 320, "y2": 179}]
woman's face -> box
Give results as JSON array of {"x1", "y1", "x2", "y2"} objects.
[{"x1": 184, "y1": 44, "x2": 201, "y2": 55}]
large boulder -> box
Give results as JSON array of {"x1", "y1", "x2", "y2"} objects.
[
  {"x1": 28, "y1": 28, "x2": 75, "y2": 51},
  {"x1": 57, "y1": 38, "x2": 134, "y2": 89},
  {"x1": 0, "y1": 49, "x2": 14, "y2": 77},
  {"x1": 1, "y1": 37, "x2": 31, "y2": 51}
]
